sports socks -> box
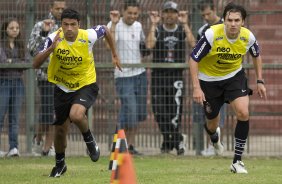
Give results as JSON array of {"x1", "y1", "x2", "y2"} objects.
[
  {"x1": 204, "y1": 123, "x2": 219, "y2": 143},
  {"x1": 233, "y1": 120, "x2": 249, "y2": 163},
  {"x1": 55, "y1": 152, "x2": 65, "y2": 167},
  {"x1": 82, "y1": 129, "x2": 96, "y2": 153},
  {"x1": 82, "y1": 129, "x2": 94, "y2": 143}
]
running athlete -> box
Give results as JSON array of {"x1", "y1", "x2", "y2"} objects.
[
  {"x1": 189, "y1": 2, "x2": 267, "y2": 173},
  {"x1": 147, "y1": 1, "x2": 195, "y2": 155},
  {"x1": 33, "y1": 8, "x2": 121, "y2": 177},
  {"x1": 196, "y1": 0, "x2": 226, "y2": 157}
]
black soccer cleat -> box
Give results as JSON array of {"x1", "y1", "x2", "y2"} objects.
[
  {"x1": 86, "y1": 140, "x2": 100, "y2": 162},
  {"x1": 49, "y1": 164, "x2": 67, "y2": 177},
  {"x1": 128, "y1": 145, "x2": 143, "y2": 155}
]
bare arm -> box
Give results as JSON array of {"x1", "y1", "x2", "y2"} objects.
[
  {"x1": 183, "y1": 24, "x2": 196, "y2": 48},
  {"x1": 146, "y1": 11, "x2": 160, "y2": 49},
  {"x1": 104, "y1": 26, "x2": 122, "y2": 71},
  {"x1": 252, "y1": 55, "x2": 267, "y2": 99},
  {"x1": 104, "y1": 11, "x2": 120, "y2": 49},
  {"x1": 189, "y1": 57, "x2": 205, "y2": 105},
  {"x1": 178, "y1": 11, "x2": 196, "y2": 48},
  {"x1": 32, "y1": 46, "x2": 53, "y2": 69},
  {"x1": 33, "y1": 30, "x2": 61, "y2": 69}
]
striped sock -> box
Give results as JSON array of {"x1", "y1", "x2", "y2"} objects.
[
  {"x1": 233, "y1": 120, "x2": 249, "y2": 163},
  {"x1": 55, "y1": 152, "x2": 65, "y2": 167}
]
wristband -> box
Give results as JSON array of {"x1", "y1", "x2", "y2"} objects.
[{"x1": 257, "y1": 79, "x2": 265, "y2": 84}]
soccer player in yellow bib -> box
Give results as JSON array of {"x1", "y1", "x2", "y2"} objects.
[
  {"x1": 33, "y1": 8, "x2": 121, "y2": 177},
  {"x1": 189, "y1": 2, "x2": 267, "y2": 174}
]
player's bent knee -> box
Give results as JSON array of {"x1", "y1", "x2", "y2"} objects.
[
  {"x1": 236, "y1": 110, "x2": 249, "y2": 120},
  {"x1": 69, "y1": 113, "x2": 84, "y2": 123}
]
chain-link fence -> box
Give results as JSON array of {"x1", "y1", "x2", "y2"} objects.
[{"x1": 0, "y1": 0, "x2": 281, "y2": 157}]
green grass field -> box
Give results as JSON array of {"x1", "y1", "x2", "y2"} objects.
[{"x1": 0, "y1": 155, "x2": 281, "y2": 184}]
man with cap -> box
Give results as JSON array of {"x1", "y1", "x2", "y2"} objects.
[{"x1": 147, "y1": 1, "x2": 195, "y2": 155}]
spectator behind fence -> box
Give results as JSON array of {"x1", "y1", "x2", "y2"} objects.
[
  {"x1": 146, "y1": 1, "x2": 195, "y2": 155},
  {"x1": 189, "y1": 2, "x2": 267, "y2": 173},
  {"x1": 106, "y1": 0, "x2": 148, "y2": 155},
  {"x1": 28, "y1": 0, "x2": 66, "y2": 157},
  {"x1": 0, "y1": 18, "x2": 26, "y2": 157},
  {"x1": 195, "y1": 0, "x2": 227, "y2": 157},
  {"x1": 33, "y1": 8, "x2": 121, "y2": 177}
]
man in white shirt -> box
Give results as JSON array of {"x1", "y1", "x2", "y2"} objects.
[{"x1": 107, "y1": 0, "x2": 148, "y2": 155}]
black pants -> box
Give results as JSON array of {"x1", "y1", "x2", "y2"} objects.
[{"x1": 151, "y1": 71, "x2": 184, "y2": 150}]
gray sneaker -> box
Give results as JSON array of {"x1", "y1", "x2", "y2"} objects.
[
  {"x1": 32, "y1": 140, "x2": 43, "y2": 157},
  {"x1": 201, "y1": 144, "x2": 215, "y2": 156},
  {"x1": 0, "y1": 150, "x2": 6, "y2": 158},
  {"x1": 7, "y1": 148, "x2": 20, "y2": 157}
]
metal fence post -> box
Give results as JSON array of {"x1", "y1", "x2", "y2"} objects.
[
  {"x1": 191, "y1": 0, "x2": 205, "y2": 155},
  {"x1": 25, "y1": 0, "x2": 35, "y2": 154}
]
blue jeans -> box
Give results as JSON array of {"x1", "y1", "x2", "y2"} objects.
[
  {"x1": 115, "y1": 72, "x2": 147, "y2": 129},
  {"x1": 0, "y1": 78, "x2": 24, "y2": 150}
]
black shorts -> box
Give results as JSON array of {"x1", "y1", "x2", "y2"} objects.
[
  {"x1": 53, "y1": 83, "x2": 99, "y2": 125},
  {"x1": 200, "y1": 69, "x2": 252, "y2": 120}
]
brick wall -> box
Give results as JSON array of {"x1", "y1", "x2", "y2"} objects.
[{"x1": 248, "y1": 0, "x2": 282, "y2": 134}]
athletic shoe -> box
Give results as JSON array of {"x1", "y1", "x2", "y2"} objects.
[
  {"x1": 177, "y1": 134, "x2": 187, "y2": 155},
  {"x1": 49, "y1": 164, "x2": 67, "y2": 177},
  {"x1": 6, "y1": 148, "x2": 20, "y2": 157},
  {"x1": 201, "y1": 144, "x2": 215, "y2": 156},
  {"x1": 48, "y1": 146, "x2": 55, "y2": 156},
  {"x1": 86, "y1": 140, "x2": 100, "y2": 162},
  {"x1": 129, "y1": 145, "x2": 143, "y2": 155},
  {"x1": 0, "y1": 151, "x2": 6, "y2": 158},
  {"x1": 213, "y1": 127, "x2": 224, "y2": 155},
  {"x1": 32, "y1": 139, "x2": 43, "y2": 157},
  {"x1": 230, "y1": 160, "x2": 248, "y2": 174},
  {"x1": 42, "y1": 146, "x2": 55, "y2": 156}
]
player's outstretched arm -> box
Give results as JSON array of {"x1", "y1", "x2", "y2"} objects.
[
  {"x1": 103, "y1": 26, "x2": 122, "y2": 71},
  {"x1": 33, "y1": 30, "x2": 61, "y2": 69}
]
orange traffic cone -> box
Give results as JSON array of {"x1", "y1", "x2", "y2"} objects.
[
  {"x1": 109, "y1": 127, "x2": 118, "y2": 170},
  {"x1": 110, "y1": 129, "x2": 137, "y2": 184},
  {"x1": 118, "y1": 153, "x2": 137, "y2": 184}
]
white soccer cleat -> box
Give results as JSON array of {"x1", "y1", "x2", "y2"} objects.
[
  {"x1": 230, "y1": 160, "x2": 248, "y2": 174},
  {"x1": 213, "y1": 127, "x2": 224, "y2": 155}
]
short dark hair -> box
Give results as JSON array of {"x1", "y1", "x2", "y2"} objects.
[
  {"x1": 223, "y1": 2, "x2": 247, "y2": 21},
  {"x1": 123, "y1": 0, "x2": 139, "y2": 10},
  {"x1": 51, "y1": 0, "x2": 65, "y2": 7},
  {"x1": 61, "y1": 8, "x2": 80, "y2": 22},
  {"x1": 197, "y1": 0, "x2": 215, "y2": 11}
]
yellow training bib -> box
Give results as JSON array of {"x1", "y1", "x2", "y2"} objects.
[
  {"x1": 48, "y1": 29, "x2": 96, "y2": 90},
  {"x1": 199, "y1": 24, "x2": 251, "y2": 77}
]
